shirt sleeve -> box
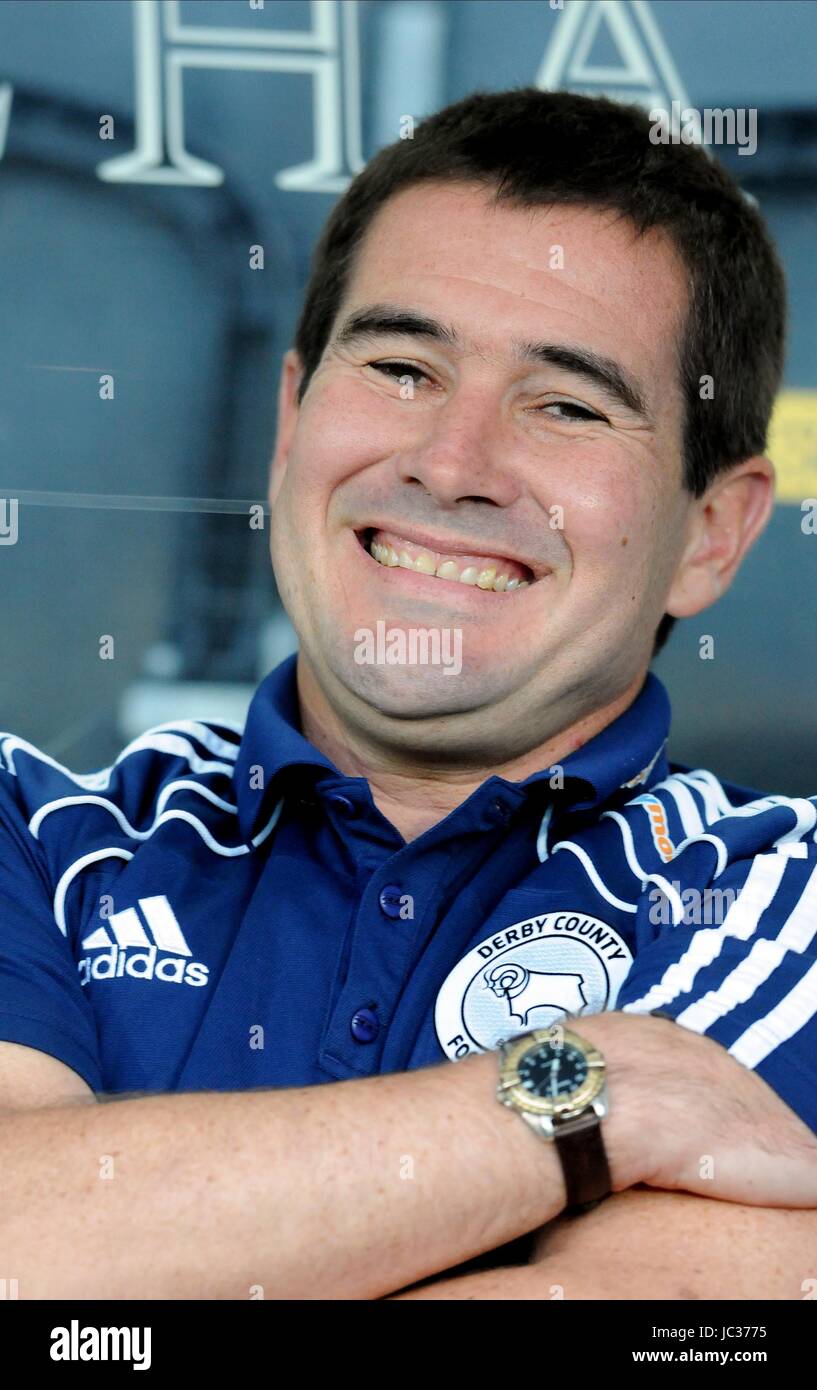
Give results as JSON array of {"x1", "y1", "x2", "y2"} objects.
[
  {"x1": 618, "y1": 841, "x2": 817, "y2": 1137},
  {"x1": 0, "y1": 772, "x2": 103, "y2": 1092}
]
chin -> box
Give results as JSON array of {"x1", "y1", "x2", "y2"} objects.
[{"x1": 335, "y1": 657, "x2": 494, "y2": 720}]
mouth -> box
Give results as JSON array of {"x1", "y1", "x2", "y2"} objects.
[{"x1": 355, "y1": 526, "x2": 542, "y2": 593}]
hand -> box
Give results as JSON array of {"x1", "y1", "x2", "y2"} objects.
[{"x1": 570, "y1": 1010, "x2": 817, "y2": 1207}]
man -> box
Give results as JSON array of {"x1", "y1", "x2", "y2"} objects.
[{"x1": 1, "y1": 89, "x2": 816, "y2": 1300}]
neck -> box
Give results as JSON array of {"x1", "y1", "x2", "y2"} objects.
[{"x1": 295, "y1": 659, "x2": 646, "y2": 843}]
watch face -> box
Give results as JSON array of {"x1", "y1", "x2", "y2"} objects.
[
  {"x1": 517, "y1": 1041, "x2": 589, "y2": 1101},
  {"x1": 499, "y1": 1028, "x2": 605, "y2": 1115}
]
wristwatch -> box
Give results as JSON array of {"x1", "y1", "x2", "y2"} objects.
[{"x1": 496, "y1": 1026, "x2": 612, "y2": 1213}]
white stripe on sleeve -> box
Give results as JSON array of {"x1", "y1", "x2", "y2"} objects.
[
  {"x1": 675, "y1": 859, "x2": 817, "y2": 1032},
  {"x1": 729, "y1": 958, "x2": 817, "y2": 1068},
  {"x1": 622, "y1": 853, "x2": 788, "y2": 1014}
]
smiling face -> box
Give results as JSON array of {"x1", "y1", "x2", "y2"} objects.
[{"x1": 268, "y1": 181, "x2": 700, "y2": 760}]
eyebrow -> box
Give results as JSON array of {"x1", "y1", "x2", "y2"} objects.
[{"x1": 333, "y1": 303, "x2": 653, "y2": 424}]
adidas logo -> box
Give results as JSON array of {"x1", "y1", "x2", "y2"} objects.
[{"x1": 78, "y1": 895, "x2": 209, "y2": 988}]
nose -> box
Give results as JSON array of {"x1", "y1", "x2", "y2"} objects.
[{"x1": 394, "y1": 391, "x2": 520, "y2": 509}]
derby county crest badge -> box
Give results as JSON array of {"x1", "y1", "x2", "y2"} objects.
[{"x1": 435, "y1": 910, "x2": 633, "y2": 1060}]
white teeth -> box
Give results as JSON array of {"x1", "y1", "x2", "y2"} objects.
[
  {"x1": 366, "y1": 536, "x2": 531, "y2": 591},
  {"x1": 371, "y1": 540, "x2": 399, "y2": 566}
]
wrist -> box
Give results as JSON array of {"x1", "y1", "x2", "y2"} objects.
[
  {"x1": 561, "y1": 1011, "x2": 664, "y2": 1192},
  {"x1": 459, "y1": 1049, "x2": 569, "y2": 1225}
]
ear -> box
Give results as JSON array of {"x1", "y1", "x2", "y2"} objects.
[
  {"x1": 268, "y1": 349, "x2": 304, "y2": 508},
  {"x1": 665, "y1": 456, "x2": 776, "y2": 619}
]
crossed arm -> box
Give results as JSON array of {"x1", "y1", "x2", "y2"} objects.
[
  {"x1": 392, "y1": 1189, "x2": 817, "y2": 1300},
  {"x1": 0, "y1": 1010, "x2": 815, "y2": 1299},
  {"x1": 392, "y1": 1012, "x2": 817, "y2": 1300}
]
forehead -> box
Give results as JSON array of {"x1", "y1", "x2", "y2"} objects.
[{"x1": 340, "y1": 180, "x2": 689, "y2": 389}]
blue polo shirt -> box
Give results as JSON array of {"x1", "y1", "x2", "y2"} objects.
[{"x1": 0, "y1": 653, "x2": 815, "y2": 1137}]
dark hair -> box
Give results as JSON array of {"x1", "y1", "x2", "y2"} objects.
[{"x1": 292, "y1": 88, "x2": 787, "y2": 656}]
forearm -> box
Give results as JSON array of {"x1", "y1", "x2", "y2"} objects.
[
  {"x1": 0, "y1": 1052, "x2": 568, "y2": 1300},
  {"x1": 392, "y1": 1188, "x2": 817, "y2": 1300},
  {"x1": 391, "y1": 1009, "x2": 817, "y2": 1299},
  {"x1": 5, "y1": 1011, "x2": 809, "y2": 1299}
]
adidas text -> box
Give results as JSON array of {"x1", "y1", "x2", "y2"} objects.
[{"x1": 78, "y1": 943, "x2": 209, "y2": 988}]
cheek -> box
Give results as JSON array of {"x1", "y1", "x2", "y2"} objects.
[
  {"x1": 277, "y1": 384, "x2": 393, "y2": 526},
  {"x1": 550, "y1": 459, "x2": 674, "y2": 618},
  {"x1": 556, "y1": 466, "x2": 649, "y2": 571},
  {"x1": 306, "y1": 375, "x2": 401, "y2": 459}
]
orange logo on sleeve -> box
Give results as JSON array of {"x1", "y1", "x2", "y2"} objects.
[{"x1": 642, "y1": 799, "x2": 675, "y2": 861}]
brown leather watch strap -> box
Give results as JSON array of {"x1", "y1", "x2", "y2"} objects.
[{"x1": 553, "y1": 1108, "x2": 612, "y2": 1212}]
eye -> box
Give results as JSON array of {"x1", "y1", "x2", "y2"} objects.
[
  {"x1": 539, "y1": 400, "x2": 607, "y2": 423},
  {"x1": 367, "y1": 364, "x2": 607, "y2": 422},
  {"x1": 368, "y1": 360, "x2": 431, "y2": 386}
]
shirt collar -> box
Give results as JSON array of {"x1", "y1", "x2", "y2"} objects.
[
  {"x1": 234, "y1": 653, "x2": 335, "y2": 842},
  {"x1": 233, "y1": 653, "x2": 671, "y2": 843},
  {"x1": 519, "y1": 672, "x2": 671, "y2": 813}
]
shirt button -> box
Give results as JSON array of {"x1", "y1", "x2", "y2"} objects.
[
  {"x1": 350, "y1": 1007, "x2": 379, "y2": 1043},
  {"x1": 327, "y1": 793, "x2": 357, "y2": 817},
  {"x1": 487, "y1": 797, "x2": 513, "y2": 822},
  {"x1": 379, "y1": 884, "x2": 404, "y2": 918}
]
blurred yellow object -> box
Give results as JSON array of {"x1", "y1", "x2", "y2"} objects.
[{"x1": 768, "y1": 390, "x2": 817, "y2": 504}]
